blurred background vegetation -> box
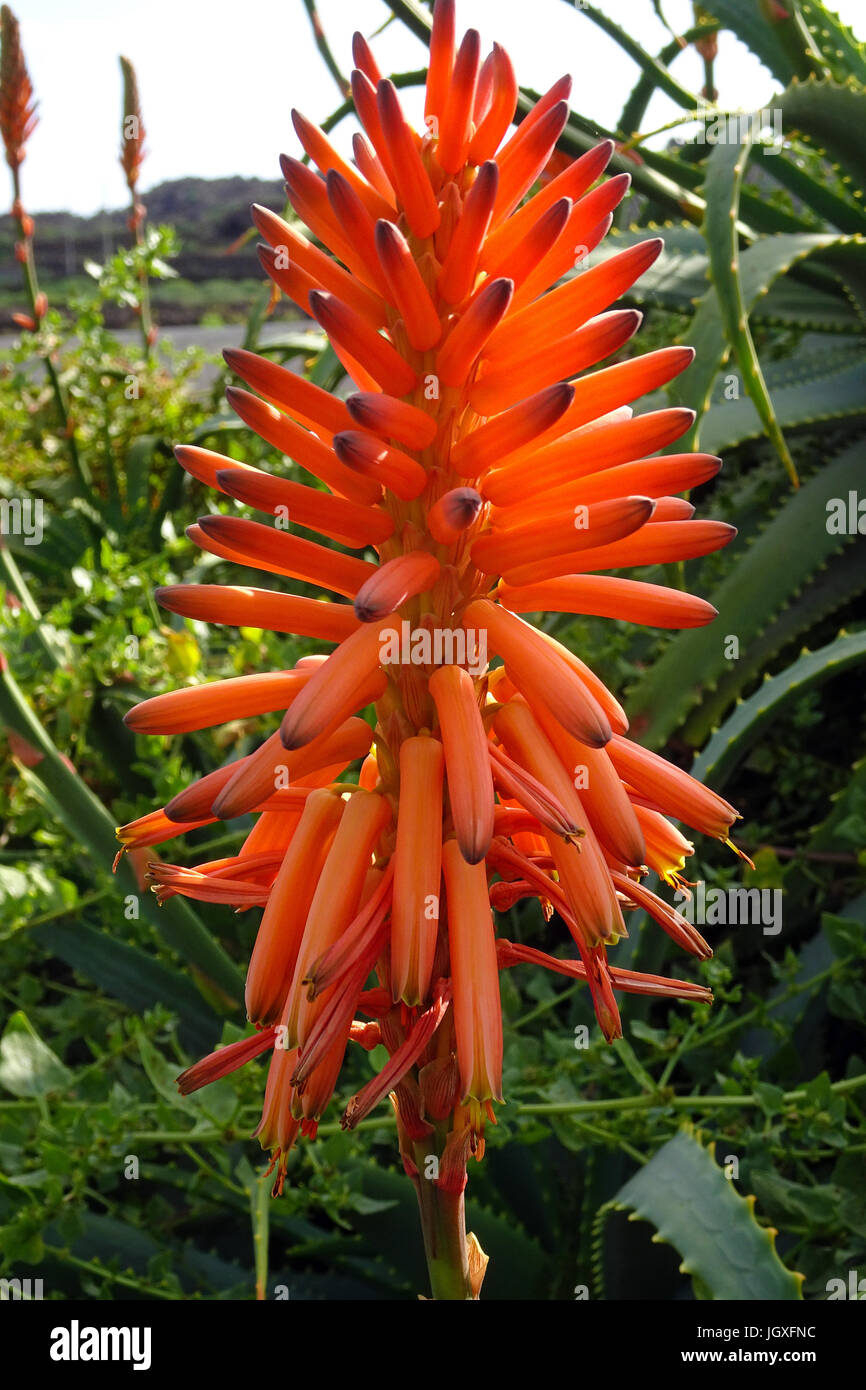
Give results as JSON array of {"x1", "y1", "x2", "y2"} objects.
[{"x1": 0, "y1": 0, "x2": 864, "y2": 1301}]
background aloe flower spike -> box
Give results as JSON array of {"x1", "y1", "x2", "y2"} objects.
[{"x1": 119, "y1": 0, "x2": 744, "y2": 1300}]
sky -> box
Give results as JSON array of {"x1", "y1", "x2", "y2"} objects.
[{"x1": 12, "y1": 0, "x2": 866, "y2": 216}]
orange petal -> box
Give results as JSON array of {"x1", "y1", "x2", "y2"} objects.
[
  {"x1": 125, "y1": 669, "x2": 313, "y2": 736},
  {"x1": 429, "y1": 664, "x2": 495, "y2": 864},
  {"x1": 309, "y1": 290, "x2": 418, "y2": 397},
  {"x1": 489, "y1": 239, "x2": 662, "y2": 365},
  {"x1": 436, "y1": 27, "x2": 480, "y2": 173},
  {"x1": 609, "y1": 733, "x2": 739, "y2": 839},
  {"x1": 482, "y1": 406, "x2": 696, "y2": 506},
  {"x1": 498, "y1": 574, "x2": 718, "y2": 629},
  {"x1": 291, "y1": 108, "x2": 393, "y2": 223},
  {"x1": 434, "y1": 276, "x2": 513, "y2": 387},
  {"x1": 280, "y1": 618, "x2": 394, "y2": 750},
  {"x1": 480, "y1": 194, "x2": 571, "y2": 290},
  {"x1": 326, "y1": 170, "x2": 392, "y2": 298},
  {"x1": 245, "y1": 789, "x2": 344, "y2": 1024},
  {"x1": 225, "y1": 385, "x2": 380, "y2": 505},
  {"x1": 491, "y1": 453, "x2": 720, "y2": 520},
  {"x1": 193, "y1": 513, "x2": 376, "y2": 598},
  {"x1": 283, "y1": 790, "x2": 391, "y2": 1048},
  {"x1": 427, "y1": 487, "x2": 483, "y2": 544},
  {"x1": 332, "y1": 429, "x2": 427, "y2": 501},
  {"x1": 374, "y1": 220, "x2": 442, "y2": 350},
  {"x1": 425, "y1": 0, "x2": 456, "y2": 122},
  {"x1": 491, "y1": 96, "x2": 570, "y2": 224},
  {"x1": 391, "y1": 735, "x2": 445, "y2": 1004},
  {"x1": 528, "y1": 705, "x2": 645, "y2": 867},
  {"x1": 155, "y1": 584, "x2": 359, "y2": 642},
  {"x1": 451, "y1": 381, "x2": 574, "y2": 478},
  {"x1": 351, "y1": 30, "x2": 382, "y2": 85},
  {"x1": 492, "y1": 698, "x2": 624, "y2": 947},
  {"x1": 467, "y1": 43, "x2": 517, "y2": 163},
  {"x1": 224, "y1": 346, "x2": 356, "y2": 437},
  {"x1": 345, "y1": 390, "x2": 437, "y2": 449},
  {"x1": 214, "y1": 465, "x2": 394, "y2": 548},
  {"x1": 352, "y1": 131, "x2": 394, "y2": 202},
  {"x1": 480, "y1": 138, "x2": 613, "y2": 272},
  {"x1": 378, "y1": 79, "x2": 441, "y2": 238},
  {"x1": 473, "y1": 496, "x2": 655, "y2": 576},
  {"x1": 504, "y1": 518, "x2": 736, "y2": 582},
  {"x1": 437, "y1": 160, "x2": 498, "y2": 305},
  {"x1": 354, "y1": 551, "x2": 441, "y2": 622},
  {"x1": 463, "y1": 597, "x2": 611, "y2": 748},
  {"x1": 212, "y1": 718, "x2": 375, "y2": 821},
  {"x1": 470, "y1": 308, "x2": 642, "y2": 415},
  {"x1": 442, "y1": 839, "x2": 503, "y2": 1103},
  {"x1": 251, "y1": 203, "x2": 387, "y2": 328}
]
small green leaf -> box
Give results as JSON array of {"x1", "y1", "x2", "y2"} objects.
[{"x1": 0, "y1": 1012, "x2": 72, "y2": 1098}]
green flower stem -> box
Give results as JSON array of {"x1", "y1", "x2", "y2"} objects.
[
  {"x1": 411, "y1": 1136, "x2": 473, "y2": 1300},
  {"x1": 10, "y1": 166, "x2": 94, "y2": 499}
]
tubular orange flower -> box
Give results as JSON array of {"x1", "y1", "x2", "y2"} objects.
[
  {"x1": 391, "y1": 736, "x2": 445, "y2": 1005},
  {"x1": 120, "y1": 0, "x2": 744, "y2": 1299},
  {"x1": 429, "y1": 663, "x2": 495, "y2": 865}
]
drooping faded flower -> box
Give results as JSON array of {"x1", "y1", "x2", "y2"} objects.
[{"x1": 118, "y1": 0, "x2": 743, "y2": 1298}]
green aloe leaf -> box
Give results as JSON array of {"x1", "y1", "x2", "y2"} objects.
[
  {"x1": 696, "y1": 146, "x2": 863, "y2": 478},
  {"x1": 780, "y1": 75, "x2": 866, "y2": 192},
  {"x1": 626, "y1": 439, "x2": 865, "y2": 747},
  {"x1": 691, "y1": 629, "x2": 866, "y2": 790},
  {"x1": 681, "y1": 541, "x2": 866, "y2": 745},
  {"x1": 32, "y1": 919, "x2": 223, "y2": 1056},
  {"x1": 701, "y1": 0, "x2": 816, "y2": 84},
  {"x1": 596, "y1": 1127, "x2": 803, "y2": 1300},
  {"x1": 699, "y1": 345, "x2": 866, "y2": 452}
]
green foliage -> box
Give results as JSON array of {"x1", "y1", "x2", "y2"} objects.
[{"x1": 0, "y1": 0, "x2": 863, "y2": 1301}]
